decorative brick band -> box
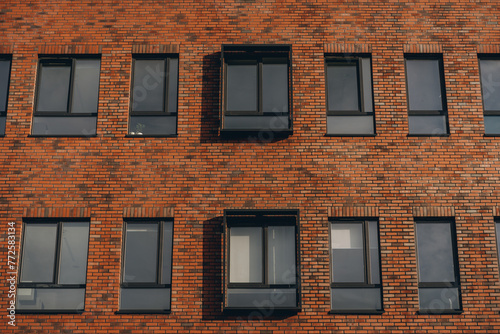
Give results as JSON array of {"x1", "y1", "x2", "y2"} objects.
[
  {"x1": 328, "y1": 206, "x2": 379, "y2": 217},
  {"x1": 404, "y1": 44, "x2": 442, "y2": 53},
  {"x1": 477, "y1": 45, "x2": 500, "y2": 54},
  {"x1": 412, "y1": 206, "x2": 455, "y2": 217},
  {"x1": 37, "y1": 44, "x2": 102, "y2": 54},
  {"x1": 324, "y1": 43, "x2": 372, "y2": 54},
  {"x1": 131, "y1": 44, "x2": 180, "y2": 54},
  {"x1": 24, "y1": 207, "x2": 91, "y2": 218},
  {"x1": 123, "y1": 207, "x2": 174, "y2": 218}
]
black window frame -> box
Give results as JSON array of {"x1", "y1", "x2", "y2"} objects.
[
  {"x1": 17, "y1": 218, "x2": 90, "y2": 314},
  {"x1": 223, "y1": 209, "x2": 300, "y2": 313},
  {"x1": 495, "y1": 218, "x2": 500, "y2": 278},
  {"x1": 128, "y1": 54, "x2": 179, "y2": 137},
  {"x1": 478, "y1": 54, "x2": 500, "y2": 135},
  {"x1": 325, "y1": 54, "x2": 375, "y2": 136},
  {"x1": 220, "y1": 44, "x2": 293, "y2": 135},
  {"x1": 329, "y1": 218, "x2": 383, "y2": 314},
  {"x1": 0, "y1": 54, "x2": 12, "y2": 136},
  {"x1": 118, "y1": 218, "x2": 173, "y2": 314},
  {"x1": 414, "y1": 218, "x2": 462, "y2": 314},
  {"x1": 405, "y1": 53, "x2": 449, "y2": 136}
]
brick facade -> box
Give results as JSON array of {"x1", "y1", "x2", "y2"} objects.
[{"x1": 1, "y1": 0, "x2": 500, "y2": 332}]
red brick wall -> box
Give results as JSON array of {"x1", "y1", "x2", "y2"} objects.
[{"x1": 1, "y1": 0, "x2": 500, "y2": 332}]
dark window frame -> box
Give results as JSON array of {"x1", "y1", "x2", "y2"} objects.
[
  {"x1": 478, "y1": 54, "x2": 500, "y2": 116},
  {"x1": 0, "y1": 54, "x2": 12, "y2": 116},
  {"x1": 34, "y1": 55, "x2": 101, "y2": 117},
  {"x1": 17, "y1": 218, "x2": 90, "y2": 314},
  {"x1": 414, "y1": 218, "x2": 462, "y2": 314},
  {"x1": 223, "y1": 209, "x2": 301, "y2": 312},
  {"x1": 329, "y1": 218, "x2": 383, "y2": 314},
  {"x1": 220, "y1": 44, "x2": 293, "y2": 134},
  {"x1": 494, "y1": 218, "x2": 500, "y2": 278},
  {"x1": 118, "y1": 218, "x2": 173, "y2": 314}
]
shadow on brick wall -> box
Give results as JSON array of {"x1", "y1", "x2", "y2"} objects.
[
  {"x1": 200, "y1": 53, "x2": 221, "y2": 143},
  {"x1": 202, "y1": 216, "x2": 224, "y2": 320}
]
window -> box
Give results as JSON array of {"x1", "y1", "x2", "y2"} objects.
[
  {"x1": 221, "y1": 45, "x2": 292, "y2": 133},
  {"x1": 330, "y1": 219, "x2": 382, "y2": 312},
  {"x1": 496, "y1": 219, "x2": 500, "y2": 274},
  {"x1": 325, "y1": 55, "x2": 375, "y2": 135},
  {"x1": 17, "y1": 220, "x2": 90, "y2": 312},
  {"x1": 129, "y1": 55, "x2": 178, "y2": 136},
  {"x1": 405, "y1": 55, "x2": 449, "y2": 135},
  {"x1": 224, "y1": 210, "x2": 300, "y2": 311},
  {"x1": 479, "y1": 55, "x2": 500, "y2": 135},
  {"x1": 32, "y1": 56, "x2": 100, "y2": 136},
  {"x1": 119, "y1": 219, "x2": 173, "y2": 312},
  {"x1": 0, "y1": 56, "x2": 11, "y2": 135},
  {"x1": 415, "y1": 219, "x2": 461, "y2": 313}
]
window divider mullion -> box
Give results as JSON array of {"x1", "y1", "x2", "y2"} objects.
[
  {"x1": 258, "y1": 60, "x2": 263, "y2": 115},
  {"x1": 357, "y1": 58, "x2": 364, "y2": 113},
  {"x1": 263, "y1": 225, "x2": 267, "y2": 285},
  {"x1": 67, "y1": 59, "x2": 76, "y2": 114},
  {"x1": 54, "y1": 222, "x2": 63, "y2": 285},
  {"x1": 164, "y1": 58, "x2": 169, "y2": 114},
  {"x1": 157, "y1": 221, "x2": 164, "y2": 285}
]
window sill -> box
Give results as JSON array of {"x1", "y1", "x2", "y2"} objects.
[
  {"x1": 125, "y1": 134, "x2": 177, "y2": 138},
  {"x1": 115, "y1": 310, "x2": 171, "y2": 314},
  {"x1": 329, "y1": 310, "x2": 384, "y2": 315},
  {"x1": 28, "y1": 134, "x2": 98, "y2": 138},
  {"x1": 16, "y1": 309, "x2": 84, "y2": 314},
  {"x1": 417, "y1": 309, "x2": 463, "y2": 315},
  {"x1": 220, "y1": 129, "x2": 292, "y2": 138}
]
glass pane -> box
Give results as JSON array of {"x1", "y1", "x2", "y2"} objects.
[
  {"x1": 20, "y1": 224, "x2": 57, "y2": 283},
  {"x1": 229, "y1": 227, "x2": 263, "y2": 283},
  {"x1": 0, "y1": 60, "x2": 11, "y2": 112},
  {"x1": 419, "y1": 287, "x2": 460, "y2": 311},
  {"x1": 416, "y1": 222, "x2": 456, "y2": 283},
  {"x1": 132, "y1": 59, "x2": 165, "y2": 112},
  {"x1": 16, "y1": 288, "x2": 85, "y2": 311},
  {"x1": 361, "y1": 57, "x2": 373, "y2": 113},
  {"x1": 408, "y1": 115, "x2": 447, "y2": 135},
  {"x1": 120, "y1": 288, "x2": 170, "y2": 311},
  {"x1": 36, "y1": 64, "x2": 71, "y2": 112},
  {"x1": 267, "y1": 226, "x2": 296, "y2": 284},
  {"x1": 227, "y1": 288, "x2": 296, "y2": 308},
  {"x1": 480, "y1": 59, "x2": 500, "y2": 111},
  {"x1": 484, "y1": 115, "x2": 500, "y2": 135},
  {"x1": 331, "y1": 288, "x2": 382, "y2": 311},
  {"x1": 262, "y1": 62, "x2": 288, "y2": 113},
  {"x1": 328, "y1": 64, "x2": 359, "y2": 112},
  {"x1": 406, "y1": 59, "x2": 443, "y2": 111},
  {"x1": 167, "y1": 58, "x2": 178, "y2": 114},
  {"x1": 161, "y1": 221, "x2": 173, "y2": 285},
  {"x1": 226, "y1": 63, "x2": 257, "y2": 112},
  {"x1": 58, "y1": 222, "x2": 90, "y2": 284},
  {"x1": 327, "y1": 115, "x2": 374, "y2": 135},
  {"x1": 128, "y1": 115, "x2": 176, "y2": 135},
  {"x1": 71, "y1": 59, "x2": 100, "y2": 113},
  {"x1": 368, "y1": 221, "x2": 380, "y2": 285},
  {"x1": 123, "y1": 223, "x2": 159, "y2": 283},
  {"x1": 31, "y1": 116, "x2": 97, "y2": 136},
  {"x1": 331, "y1": 223, "x2": 365, "y2": 283},
  {"x1": 223, "y1": 115, "x2": 289, "y2": 131}
]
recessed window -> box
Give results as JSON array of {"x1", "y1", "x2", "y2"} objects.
[
  {"x1": 119, "y1": 220, "x2": 173, "y2": 312},
  {"x1": 32, "y1": 56, "x2": 100, "y2": 136},
  {"x1": 17, "y1": 220, "x2": 90, "y2": 312},
  {"x1": 0, "y1": 56, "x2": 11, "y2": 135},
  {"x1": 495, "y1": 219, "x2": 500, "y2": 275},
  {"x1": 224, "y1": 210, "x2": 300, "y2": 311},
  {"x1": 221, "y1": 45, "x2": 292, "y2": 134},
  {"x1": 326, "y1": 55, "x2": 375, "y2": 135},
  {"x1": 415, "y1": 219, "x2": 461, "y2": 313},
  {"x1": 479, "y1": 55, "x2": 500, "y2": 135},
  {"x1": 330, "y1": 219, "x2": 382, "y2": 312},
  {"x1": 405, "y1": 55, "x2": 449, "y2": 135},
  {"x1": 129, "y1": 55, "x2": 178, "y2": 136}
]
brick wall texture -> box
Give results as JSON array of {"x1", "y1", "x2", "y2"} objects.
[{"x1": 1, "y1": 0, "x2": 500, "y2": 333}]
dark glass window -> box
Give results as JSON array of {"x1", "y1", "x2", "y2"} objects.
[
  {"x1": 326, "y1": 55, "x2": 375, "y2": 135},
  {"x1": 405, "y1": 55, "x2": 448, "y2": 135},
  {"x1": 221, "y1": 45, "x2": 291, "y2": 133},
  {"x1": 17, "y1": 220, "x2": 90, "y2": 312},
  {"x1": 0, "y1": 56, "x2": 11, "y2": 135},
  {"x1": 224, "y1": 210, "x2": 299, "y2": 311},
  {"x1": 330, "y1": 219, "x2": 382, "y2": 312},
  {"x1": 33, "y1": 57, "x2": 100, "y2": 136},
  {"x1": 129, "y1": 55, "x2": 178, "y2": 136},
  {"x1": 119, "y1": 220, "x2": 173, "y2": 312},
  {"x1": 479, "y1": 56, "x2": 500, "y2": 135},
  {"x1": 415, "y1": 219, "x2": 461, "y2": 313}
]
